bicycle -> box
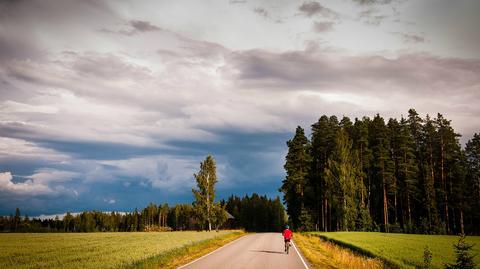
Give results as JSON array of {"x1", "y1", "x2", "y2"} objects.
[{"x1": 284, "y1": 239, "x2": 291, "y2": 254}]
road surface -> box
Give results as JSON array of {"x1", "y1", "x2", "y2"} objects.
[{"x1": 178, "y1": 233, "x2": 310, "y2": 269}]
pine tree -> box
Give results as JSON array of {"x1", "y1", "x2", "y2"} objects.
[
  {"x1": 324, "y1": 129, "x2": 361, "y2": 231},
  {"x1": 311, "y1": 116, "x2": 339, "y2": 231},
  {"x1": 192, "y1": 155, "x2": 220, "y2": 231},
  {"x1": 352, "y1": 117, "x2": 372, "y2": 212},
  {"x1": 280, "y1": 126, "x2": 311, "y2": 229},
  {"x1": 388, "y1": 118, "x2": 401, "y2": 225},
  {"x1": 13, "y1": 208, "x2": 20, "y2": 232},
  {"x1": 352, "y1": 117, "x2": 373, "y2": 231},
  {"x1": 369, "y1": 114, "x2": 393, "y2": 232},
  {"x1": 445, "y1": 234, "x2": 476, "y2": 269},
  {"x1": 465, "y1": 133, "x2": 480, "y2": 234},
  {"x1": 398, "y1": 117, "x2": 419, "y2": 231},
  {"x1": 422, "y1": 115, "x2": 439, "y2": 232},
  {"x1": 435, "y1": 114, "x2": 462, "y2": 233}
]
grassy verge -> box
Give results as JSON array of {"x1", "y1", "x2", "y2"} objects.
[
  {"x1": 129, "y1": 230, "x2": 245, "y2": 269},
  {"x1": 295, "y1": 233, "x2": 386, "y2": 269},
  {"x1": 311, "y1": 232, "x2": 480, "y2": 269}
]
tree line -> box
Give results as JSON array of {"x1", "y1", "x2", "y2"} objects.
[
  {"x1": 223, "y1": 194, "x2": 286, "y2": 232},
  {"x1": 280, "y1": 109, "x2": 480, "y2": 234},
  {"x1": 0, "y1": 204, "x2": 198, "y2": 232}
]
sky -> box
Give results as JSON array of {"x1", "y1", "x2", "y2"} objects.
[{"x1": 1, "y1": 0, "x2": 479, "y2": 216}]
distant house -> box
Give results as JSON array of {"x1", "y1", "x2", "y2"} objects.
[{"x1": 221, "y1": 211, "x2": 235, "y2": 230}]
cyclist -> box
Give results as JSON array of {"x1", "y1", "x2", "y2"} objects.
[{"x1": 282, "y1": 225, "x2": 293, "y2": 252}]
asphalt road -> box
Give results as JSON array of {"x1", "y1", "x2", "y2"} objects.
[{"x1": 178, "y1": 233, "x2": 310, "y2": 269}]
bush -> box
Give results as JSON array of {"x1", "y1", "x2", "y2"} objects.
[{"x1": 143, "y1": 225, "x2": 173, "y2": 232}]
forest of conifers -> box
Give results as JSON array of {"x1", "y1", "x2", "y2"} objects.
[
  {"x1": 280, "y1": 109, "x2": 480, "y2": 235},
  {"x1": 0, "y1": 194, "x2": 285, "y2": 232}
]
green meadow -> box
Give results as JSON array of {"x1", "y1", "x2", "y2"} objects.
[
  {"x1": 311, "y1": 232, "x2": 480, "y2": 268},
  {"x1": 0, "y1": 231, "x2": 237, "y2": 269}
]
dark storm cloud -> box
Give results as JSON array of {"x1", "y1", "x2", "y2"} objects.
[
  {"x1": 166, "y1": 130, "x2": 290, "y2": 192},
  {"x1": 298, "y1": 2, "x2": 338, "y2": 18}
]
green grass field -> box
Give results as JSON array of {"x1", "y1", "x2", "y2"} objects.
[
  {"x1": 310, "y1": 232, "x2": 480, "y2": 269},
  {"x1": 0, "y1": 231, "x2": 237, "y2": 269}
]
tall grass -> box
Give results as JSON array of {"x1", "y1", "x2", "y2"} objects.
[
  {"x1": 311, "y1": 232, "x2": 480, "y2": 269},
  {"x1": 0, "y1": 231, "x2": 241, "y2": 269},
  {"x1": 295, "y1": 233, "x2": 385, "y2": 269}
]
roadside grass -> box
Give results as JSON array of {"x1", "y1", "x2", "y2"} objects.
[
  {"x1": 311, "y1": 232, "x2": 480, "y2": 269},
  {"x1": 129, "y1": 230, "x2": 245, "y2": 269},
  {"x1": 0, "y1": 230, "x2": 243, "y2": 269},
  {"x1": 295, "y1": 233, "x2": 385, "y2": 269}
]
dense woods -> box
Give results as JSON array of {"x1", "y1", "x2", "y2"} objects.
[
  {"x1": 224, "y1": 194, "x2": 285, "y2": 232},
  {"x1": 280, "y1": 109, "x2": 480, "y2": 234}
]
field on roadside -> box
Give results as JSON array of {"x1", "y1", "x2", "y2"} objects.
[
  {"x1": 310, "y1": 232, "x2": 480, "y2": 269},
  {"x1": 0, "y1": 230, "x2": 241, "y2": 269},
  {"x1": 295, "y1": 233, "x2": 384, "y2": 269}
]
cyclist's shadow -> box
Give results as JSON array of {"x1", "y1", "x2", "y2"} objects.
[{"x1": 250, "y1": 250, "x2": 285, "y2": 254}]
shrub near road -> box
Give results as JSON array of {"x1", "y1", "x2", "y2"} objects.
[
  {"x1": 312, "y1": 232, "x2": 480, "y2": 269},
  {"x1": 0, "y1": 231, "x2": 240, "y2": 269}
]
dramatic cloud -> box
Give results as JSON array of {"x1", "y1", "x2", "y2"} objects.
[{"x1": 0, "y1": 0, "x2": 479, "y2": 215}]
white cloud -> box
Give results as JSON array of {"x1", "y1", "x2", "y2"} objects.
[
  {"x1": 0, "y1": 170, "x2": 78, "y2": 196},
  {"x1": 0, "y1": 171, "x2": 53, "y2": 195}
]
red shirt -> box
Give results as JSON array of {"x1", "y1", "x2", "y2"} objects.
[{"x1": 283, "y1": 229, "x2": 292, "y2": 239}]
